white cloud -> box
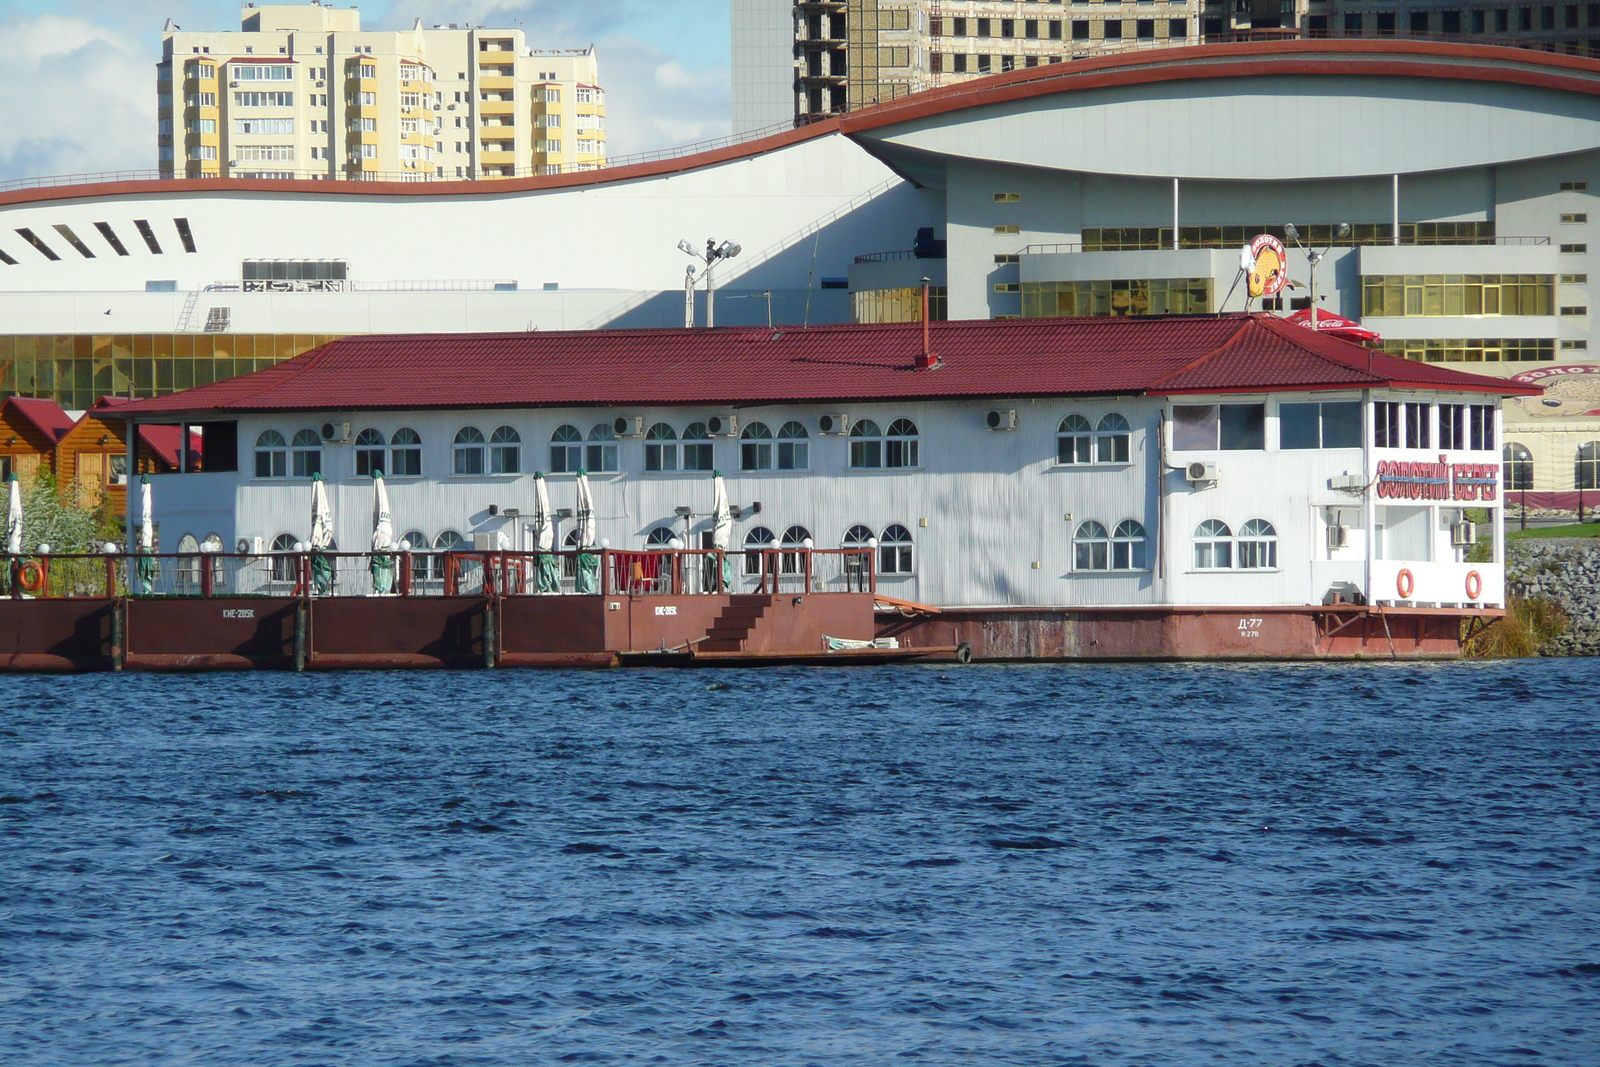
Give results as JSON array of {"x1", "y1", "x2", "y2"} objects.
[
  {"x1": 597, "y1": 36, "x2": 729, "y2": 157},
  {"x1": 0, "y1": 14, "x2": 155, "y2": 180}
]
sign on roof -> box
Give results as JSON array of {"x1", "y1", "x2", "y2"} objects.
[{"x1": 1243, "y1": 235, "x2": 1288, "y2": 299}]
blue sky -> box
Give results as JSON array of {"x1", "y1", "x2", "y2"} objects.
[{"x1": 0, "y1": 0, "x2": 733, "y2": 181}]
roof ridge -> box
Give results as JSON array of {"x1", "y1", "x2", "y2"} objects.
[{"x1": 1146, "y1": 315, "x2": 1260, "y2": 388}]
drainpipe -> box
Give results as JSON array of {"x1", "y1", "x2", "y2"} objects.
[
  {"x1": 124, "y1": 416, "x2": 138, "y2": 584},
  {"x1": 1363, "y1": 391, "x2": 1376, "y2": 606}
]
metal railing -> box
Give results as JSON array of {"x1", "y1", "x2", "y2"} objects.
[
  {"x1": 1, "y1": 548, "x2": 876, "y2": 600},
  {"x1": 1016, "y1": 235, "x2": 1552, "y2": 256}
]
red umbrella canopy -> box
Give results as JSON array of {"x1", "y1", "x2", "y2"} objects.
[{"x1": 1283, "y1": 307, "x2": 1382, "y2": 343}]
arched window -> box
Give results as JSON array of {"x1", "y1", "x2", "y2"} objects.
[
  {"x1": 453, "y1": 426, "x2": 485, "y2": 475},
  {"x1": 842, "y1": 524, "x2": 874, "y2": 580},
  {"x1": 269, "y1": 532, "x2": 297, "y2": 582},
  {"x1": 586, "y1": 423, "x2": 618, "y2": 472},
  {"x1": 644, "y1": 423, "x2": 678, "y2": 472},
  {"x1": 175, "y1": 533, "x2": 201, "y2": 593},
  {"x1": 743, "y1": 525, "x2": 774, "y2": 576},
  {"x1": 780, "y1": 524, "x2": 811, "y2": 574},
  {"x1": 1096, "y1": 413, "x2": 1131, "y2": 464},
  {"x1": 1056, "y1": 414, "x2": 1091, "y2": 465},
  {"x1": 885, "y1": 418, "x2": 920, "y2": 468},
  {"x1": 354, "y1": 428, "x2": 386, "y2": 477},
  {"x1": 254, "y1": 429, "x2": 287, "y2": 478},
  {"x1": 777, "y1": 421, "x2": 809, "y2": 470},
  {"x1": 390, "y1": 427, "x2": 422, "y2": 477},
  {"x1": 880, "y1": 523, "x2": 914, "y2": 574},
  {"x1": 1503, "y1": 443, "x2": 1533, "y2": 490},
  {"x1": 1112, "y1": 520, "x2": 1148, "y2": 571},
  {"x1": 550, "y1": 424, "x2": 582, "y2": 473},
  {"x1": 400, "y1": 529, "x2": 430, "y2": 583},
  {"x1": 1074, "y1": 520, "x2": 1110, "y2": 570},
  {"x1": 435, "y1": 529, "x2": 465, "y2": 555},
  {"x1": 489, "y1": 426, "x2": 521, "y2": 474},
  {"x1": 562, "y1": 529, "x2": 583, "y2": 578},
  {"x1": 740, "y1": 421, "x2": 773, "y2": 471},
  {"x1": 1237, "y1": 519, "x2": 1278, "y2": 569},
  {"x1": 682, "y1": 422, "x2": 713, "y2": 471},
  {"x1": 1194, "y1": 520, "x2": 1233, "y2": 570},
  {"x1": 645, "y1": 526, "x2": 675, "y2": 547},
  {"x1": 290, "y1": 429, "x2": 322, "y2": 478},
  {"x1": 1576, "y1": 442, "x2": 1600, "y2": 490},
  {"x1": 848, "y1": 419, "x2": 882, "y2": 468}
]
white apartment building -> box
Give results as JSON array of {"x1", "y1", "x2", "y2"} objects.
[{"x1": 158, "y1": 3, "x2": 606, "y2": 181}]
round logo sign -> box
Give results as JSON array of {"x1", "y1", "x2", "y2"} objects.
[
  {"x1": 1244, "y1": 234, "x2": 1289, "y2": 298},
  {"x1": 1509, "y1": 364, "x2": 1600, "y2": 419}
]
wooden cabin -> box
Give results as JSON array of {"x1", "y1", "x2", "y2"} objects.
[
  {"x1": 53, "y1": 397, "x2": 198, "y2": 512},
  {"x1": 0, "y1": 397, "x2": 72, "y2": 486}
]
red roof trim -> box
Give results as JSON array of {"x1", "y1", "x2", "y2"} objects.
[
  {"x1": 0, "y1": 120, "x2": 840, "y2": 209},
  {"x1": 839, "y1": 39, "x2": 1600, "y2": 136},
  {"x1": 9, "y1": 41, "x2": 1598, "y2": 209}
]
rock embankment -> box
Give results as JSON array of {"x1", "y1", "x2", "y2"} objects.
[{"x1": 1506, "y1": 539, "x2": 1600, "y2": 656}]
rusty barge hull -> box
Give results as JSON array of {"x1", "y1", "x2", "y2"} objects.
[{"x1": 0, "y1": 595, "x2": 1488, "y2": 671}]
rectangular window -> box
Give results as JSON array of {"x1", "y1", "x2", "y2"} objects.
[
  {"x1": 1278, "y1": 401, "x2": 1362, "y2": 449},
  {"x1": 400, "y1": 92, "x2": 423, "y2": 108},
  {"x1": 1105, "y1": 19, "x2": 1124, "y2": 39},
  {"x1": 1172, "y1": 405, "x2": 1218, "y2": 450},
  {"x1": 233, "y1": 117, "x2": 293, "y2": 134},
  {"x1": 993, "y1": 192, "x2": 1020, "y2": 203},
  {"x1": 1050, "y1": 19, "x2": 1063, "y2": 38},
  {"x1": 187, "y1": 145, "x2": 217, "y2": 161},
  {"x1": 1562, "y1": 244, "x2": 1588, "y2": 253},
  {"x1": 993, "y1": 224, "x2": 1020, "y2": 235},
  {"x1": 1374, "y1": 401, "x2": 1401, "y2": 448},
  {"x1": 1469, "y1": 405, "x2": 1496, "y2": 450},
  {"x1": 1562, "y1": 180, "x2": 1589, "y2": 190},
  {"x1": 1561, "y1": 305, "x2": 1589, "y2": 315},
  {"x1": 1404, "y1": 402, "x2": 1432, "y2": 449},
  {"x1": 236, "y1": 145, "x2": 295, "y2": 161},
  {"x1": 1219, "y1": 404, "x2": 1265, "y2": 450},
  {"x1": 233, "y1": 64, "x2": 293, "y2": 81},
  {"x1": 1562, "y1": 213, "x2": 1589, "y2": 223},
  {"x1": 1169, "y1": 18, "x2": 1188, "y2": 36},
  {"x1": 1562, "y1": 273, "x2": 1589, "y2": 282},
  {"x1": 1361, "y1": 274, "x2": 1556, "y2": 316},
  {"x1": 1563, "y1": 339, "x2": 1590, "y2": 349},
  {"x1": 187, "y1": 118, "x2": 216, "y2": 134},
  {"x1": 1438, "y1": 404, "x2": 1466, "y2": 450},
  {"x1": 185, "y1": 93, "x2": 217, "y2": 107},
  {"x1": 1072, "y1": 19, "x2": 1090, "y2": 38},
  {"x1": 234, "y1": 91, "x2": 293, "y2": 107}
]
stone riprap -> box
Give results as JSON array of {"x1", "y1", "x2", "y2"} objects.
[{"x1": 1506, "y1": 539, "x2": 1600, "y2": 656}]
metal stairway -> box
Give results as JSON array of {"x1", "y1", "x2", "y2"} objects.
[
  {"x1": 174, "y1": 290, "x2": 200, "y2": 332},
  {"x1": 700, "y1": 595, "x2": 772, "y2": 652}
]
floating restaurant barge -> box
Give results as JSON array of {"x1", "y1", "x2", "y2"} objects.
[{"x1": 0, "y1": 315, "x2": 1540, "y2": 667}]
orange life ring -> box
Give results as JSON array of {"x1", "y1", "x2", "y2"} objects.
[
  {"x1": 17, "y1": 560, "x2": 45, "y2": 593},
  {"x1": 1396, "y1": 568, "x2": 1415, "y2": 599},
  {"x1": 1465, "y1": 570, "x2": 1483, "y2": 600}
]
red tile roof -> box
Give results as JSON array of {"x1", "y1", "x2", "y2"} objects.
[
  {"x1": 137, "y1": 424, "x2": 202, "y2": 469},
  {"x1": 110, "y1": 314, "x2": 1539, "y2": 419},
  {"x1": 2, "y1": 397, "x2": 74, "y2": 442}
]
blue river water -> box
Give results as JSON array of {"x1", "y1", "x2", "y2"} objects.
[{"x1": 1, "y1": 660, "x2": 1597, "y2": 1066}]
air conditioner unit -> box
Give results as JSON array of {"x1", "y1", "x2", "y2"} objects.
[
  {"x1": 985, "y1": 409, "x2": 1018, "y2": 431},
  {"x1": 1186, "y1": 461, "x2": 1218, "y2": 484},
  {"x1": 612, "y1": 415, "x2": 644, "y2": 437},
  {"x1": 320, "y1": 421, "x2": 350, "y2": 443},
  {"x1": 706, "y1": 413, "x2": 739, "y2": 437},
  {"x1": 817, "y1": 413, "x2": 849, "y2": 435},
  {"x1": 1326, "y1": 523, "x2": 1349, "y2": 550},
  {"x1": 316, "y1": 80, "x2": 325, "y2": 88},
  {"x1": 1329, "y1": 473, "x2": 1367, "y2": 493},
  {"x1": 472, "y1": 532, "x2": 497, "y2": 551},
  {"x1": 1451, "y1": 521, "x2": 1477, "y2": 547},
  {"x1": 229, "y1": 80, "x2": 239, "y2": 87}
]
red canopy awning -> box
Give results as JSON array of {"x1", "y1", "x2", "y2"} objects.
[{"x1": 1283, "y1": 308, "x2": 1382, "y2": 343}]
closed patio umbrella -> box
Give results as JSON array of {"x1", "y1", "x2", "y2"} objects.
[
  {"x1": 711, "y1": 469, "x2": 733, "y2": 591},
  {"x1": 533, "y1": 471, "x2": 559, "y2": 593},
  {"x1": 369, "y1": 469, "x2": 395, "y2": 594},
  {"x1": 309, "y1": 472, "x2": 334, "y2": 596},
  {"x1": 574, "y1": 468, "x2": 598, "y2": 594},
  {"x1": 136, "y1": 474, "x2": 156, "y2": 595}
]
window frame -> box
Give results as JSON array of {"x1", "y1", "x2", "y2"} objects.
[
  {"x1": 254, "y1": 429, "x2": 288, "y2": 479},
  {"x1": 1095, "y1": 413, "x2": 1131, "y2": 464},
  {"x1": 390, "y1": 427, "x2": 422, "y2": 478},
  {"x1": 879, "y1": 523, "x2": 915, "y2": 575},
  {"x1": 585, "y1": 422, "x2": 619, "y2": 473},
  {"x1": 1504, "y1": 442, "x2": 1534, "y2": 490},
  {"x1": 1056, "y1": 414, "x2": 1093, "y2": 465},
  {"x1": 453, "y1": 426, "x2": 486, "y2": 476},
  {"x1": 1193, "y1": 519, "x2": 1233, "y2": 571},
  {"x1": 1236, "y1": 519, "x2": 1279, "y2": 570},
  {"x1": 289, "y1": 428, "x2": 322, "y2": 479},
  {"x1": 1073, "y1": 520, "x2": 1111, "y2": 571},
  {"x1": 644, "y1": 422, "x2": 679, "y2": 473},
  {"x1": 550, "y1": 424, "x2": 583, "y2": 474},
  {"x1": 776, "y1": 421, "x2": 810, "y2": 471},
  {"x1": 1111, "y1": 520, "x2": 1148, "y2": 571},
  {"x1": 489, "y1": 425, "x2": 522, "y2": 475},
  {"x1": 740, "y1": 421, "x2": 774, "y2": 472},
  {"x1": 743, "y1": 525, "x2": 775, "y2": 576},
  {"x1": 354, "y1": 427, "x2": 385, "y2": 477},
  {"x1": 681, "y1": 422, "x2": 714, "y2": 471}
]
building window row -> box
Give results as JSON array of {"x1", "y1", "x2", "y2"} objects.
[
  {"x1": 1361, "y1": 275, "x2": 1555, "y2": 318},
  {"x1": 1057, "y1": 413, "x2": 1131, "y2": 464},
  {"x1": 1193, "y1": 520, "x2": 1277, "y2": 571},
  {"x1": 1373, "y1": 402, "x2": 1496, "y2": 451},
  {"x1": 1081, "y1": 221, "x2": 1495, "y2": 253},
  {"x1": 1073, "y1": 519, "x2": 1148, "y2": 571},
  {"x1": 1021, "y1": 278, "x2": 1212, "y2": 318},
  {"x1": 1381, "y1": 338, "x2": 1556, "y2": 363}
]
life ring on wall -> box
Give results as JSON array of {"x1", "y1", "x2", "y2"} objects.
[
  {"x1": 17, "y1": 560, "x2": 45, "y2": 593},
  {"x1": 1465, "y1": 570, "x2": 1484, "y2": 601},
  {"x1": 1395, "y1": 568, "x2": 1415, "y2": 599}
]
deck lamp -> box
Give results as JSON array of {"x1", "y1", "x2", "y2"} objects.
[
  {"x1": 669, "y1": 537, "x2": 684, "y2": 550},
  {"x1": 802, "y1": 538, "x2": 814, "y2": 549},
  {"x1": 294, "y1": 541, "x2": 307, "y2": 553},
  {"x1": 38, "y1": 543, "x2": 50, "y2": 554},
  {"x1": 103, "y1": 542, "x2": 119, "y2": 554},
  {"x1": 1283, "y1": 222, "x2": 1351, "y2": 331}
]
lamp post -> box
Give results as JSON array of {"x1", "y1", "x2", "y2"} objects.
[
  {"x1": 678, "y1": 238, "x2": 742, "y2": 328},
  {"x1": 1283, "y1": 222, "x2": 1351, "y2": 330}
]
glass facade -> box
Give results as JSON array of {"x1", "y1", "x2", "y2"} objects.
[
  {"x1": 0, "y1": 334, "x2": 342, "y2": 411},
  {"x1": 1379, "y1": 338, "x2": 1556, "y2": 363},
  {"x1": 852, "y1": 286, "x2": 948, "y2": 324},
  {"x1": 1021, "y1": 278, "x2": 1212, "y2": 318},
  {"x1": 1361, "y1": 275, "x2": 1555, "y2": 317},
  {"x1": 1080, "y1": 221, "x2": 1497, "y2": 253}
]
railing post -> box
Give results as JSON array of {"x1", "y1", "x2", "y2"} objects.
[
  {"x1": 103, "y1": 554, "x2": 115, "y2": 599},
  {"x1": 602, "y1": 548, "x2": 611, "y2": 596},
  {"x1": 200, "y1": 553, "x2": 214, "y2": 598},
  {"x1": 804, "y1": 549, "x2": 813, "y2": 595},
  {"x1": 868, "y1": 547, "x2": 877, "y2": 594},
  {"x1": 673, "y1": 550, "x2": 682, "y2": 596},
  {"x1": 399, "y1": 551, "x2": 412, "y2": 596},
  {"x1": 445, "y1": 553, "x2": 458, "y2": 597}
]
